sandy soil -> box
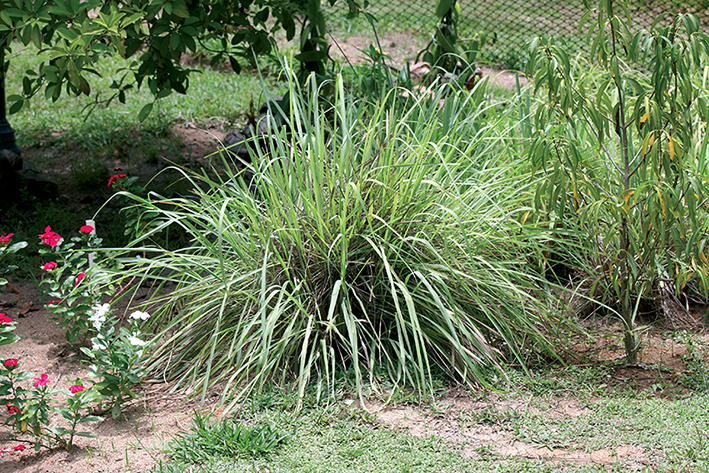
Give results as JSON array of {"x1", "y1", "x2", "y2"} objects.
[{"x1": 0, "y1": 280, "x2": 196, "y2": 473}]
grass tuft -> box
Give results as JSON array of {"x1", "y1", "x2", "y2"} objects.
[
  {"x1": 106, "y1": 65, "x2": 565, "y2": 408},
  {"x1": 167, "y1": 412, "x2": 288, "y2": 463}
]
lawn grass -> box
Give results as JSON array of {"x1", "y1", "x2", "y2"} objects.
[
  {"x1": 149, "y1": 363, "x2": 709, "y2": 473},
  {"x1": 4, "y1": 43, "x2": 286, "y2": 147}
]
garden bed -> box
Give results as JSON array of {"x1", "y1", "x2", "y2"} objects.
[{"x1": 1, "y1": 277, "x2": 708, "y2": 472}]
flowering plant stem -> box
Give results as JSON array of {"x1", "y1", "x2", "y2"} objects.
[
  {"x1": 81, "y1": 308, "x2": 152, "y2": 419},
  {"x1": 39, "y1": 225, "x2": 116, "y2": 345}
]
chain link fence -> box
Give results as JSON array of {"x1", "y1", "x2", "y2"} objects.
[{"x1": 327, "y1": 1, "x2": 709, "y2": 70}]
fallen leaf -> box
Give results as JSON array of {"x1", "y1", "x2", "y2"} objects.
[
  {"x1": 5, "y1": 282, "x2": 19, "y2": 294},
  {"x1": 20, "y1": 302, "x2": 40, "y2": 315}
]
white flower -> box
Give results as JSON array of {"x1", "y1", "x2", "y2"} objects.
[
  {"x1": 128, "y1": 336, "x2": 146, "y2": 347},
  {"x1": 92, "y1": 303, "x2": 111, "y2": 318},
  {"x1": 88, "y1": 312, "x2": 106, "y2": 331},
  {"x1": 130, "y1": 311, "x2": 150, "y2": 321}
]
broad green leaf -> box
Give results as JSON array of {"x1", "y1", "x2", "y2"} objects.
[
  {"x1": 138, "y1": 102, "x2": 153, "y2": 122},
  {"x1": 172, "y1": 2, "x2": 189, "y2": 18},
  {"x1": 435, "y1": 0, "x2": 455, "y2": 19}
]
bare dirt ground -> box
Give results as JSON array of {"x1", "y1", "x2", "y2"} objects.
[
  {"x1": 368, "y1": 395, "x2": 650, "y2": 468},
  {"x1": 0, "y1": 281, "x2": 188, "y2": 473}
]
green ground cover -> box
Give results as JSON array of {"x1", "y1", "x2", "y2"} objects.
[{"x1": 149, "y1": 365, "x2": 709, "y2": 473}]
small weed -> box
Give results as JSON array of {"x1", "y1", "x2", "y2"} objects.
[
  {"x1": 472, "y1": 405, "x2": 522, "y2": 426},
  {"x1": 167, "y1": 412, "x2": 288, "y2": 463},
  {"x1": 672, "y1": 331, "x2": 709, "y2": 391},
  {"x1": 473, "y1": 444, "x2": 496, "y2": 458}
]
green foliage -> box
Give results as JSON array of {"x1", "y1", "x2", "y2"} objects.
[
  {"x1": 672, "y1": 330, "x2": 709, "y2": 391},
  {"x1": 108, "y1": 68, "x2": 561, "y2": 407},
  {"x1": 342, "y1": 41, "x2": 401, "y2": 103},
  {"x1": 526, "y1": 0, "x2": 709, "y2": 362},
  {"x1": 39, "y1": 226, "x2": 115, "y2": 344},
  {"x1": 79, "y1": 306, "x2": 152, "y2": 419},
  {"x1": 51, "y1": 381, "x2": 103, "y2": 450},
  {"x1": 0, "y1": 313, "x2": 20, "y2": 346},
  {"x1": 1, "y1": 362, "x2": 102, "y2": 451},
  {"x1": 168, "y1": 412, "x2": 288, "y2": 463},
  {"x1": 0, "y1": 0, "x2": 367, "y2": 117},
  {"x1": 417, "y1": 0, "x2": 485, "y2": 78},
  {"x1": 0, "y1": 234, "x2": 26, "y2": 291}
]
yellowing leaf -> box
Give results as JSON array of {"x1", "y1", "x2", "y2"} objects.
[
  {"x1": 658, "y1": 189, "x2": 666, "y2": 219},
  {"x1": 520, "y1": 211, "x2": 531, "y2": 225},
  {"x1": 640, "y1": 112, "x2": 648, "y2": 124},
  {"x1": 668, "y1": 135, "x2": 675, "y2": 161},
  {"x1": 701, "y1": 251, "x2": 707, "y2": 264}
]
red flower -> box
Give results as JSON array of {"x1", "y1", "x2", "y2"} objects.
[
  {"x1": 3, "y1": 358, "x2": 18, "y2": 368},
  {"x1": 0, "y1": 233, "x2": 13, "y2": 245},
  {"x1": 32, "y1": 373, "x2": 49, "y2": 388},
  {"x1": 0, "y1": 314, "x2": 12, "y2": 323},
  {"x1": 107, "y1": 174, "x2": 127, "y2": 187},
  {"x1": 69, "y1": 384, "x2": 84, "y2": 394},
  {"x1": 39, "y1": 226, "x2": 61, "y2": 247},
  {"x1": 48, "y1": 299, "x2": 61, "y2": 305},
  {"x1": 75, "y1": 271, "x2": 86, "y2": 286},
  {"x1": 80, "y1": 225, "x2": 94, "y2": 234},
  {"x1": 6, "y1": 402, "x2": 21, "y2": 414},
  {"x1": 13, "y1": 444, "x2": 25, "y2": 452},
  {"x1": 42, "y1": 261, "x2": 58, "y2": 271}
]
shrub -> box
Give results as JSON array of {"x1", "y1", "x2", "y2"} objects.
[{"x1": 526, "y1": 0, "x2": 709, "y2": 361}]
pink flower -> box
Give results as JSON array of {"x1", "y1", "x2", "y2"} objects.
[
  {"x1": 0, "y1": 314, "x2": 12, "y2": 323},
  {"x1": 0, "y1": 233, "x2": 13, "y2": 245},
  {"x1": 32, "y1": 373, "x2": 49, "y2": 388},
  {"x1": 108, "y1": 174, "x2": 127, "y2": 187},
  {"x1": 6, "y1": 403, "x2": 20, "y2": 414},
  {"x1": 13, "y1": 444, "x2": 25, "y2": 451},
  {"x1": 75, "y1": 271, "x2": 85, "y2": 286},
  {"x1": 39, "y1": 226, "x2": 61, "y2": 247},
  {"x1": 3, "y1": 358, "x2": 18, "y2": 368},
  {"x1": 79, "y1": 225, "x2": 94, "y2": 234},
  {"x1": 42, "y1": 261, "x2": 58, "y2": 271},
  {"x1": 69, "y1": 384, "x2": 84, "y2": 394}
]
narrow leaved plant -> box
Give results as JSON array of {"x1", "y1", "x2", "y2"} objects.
[
  {"x1": 108, "y1": 63, "x2": 564, "y2": 407},
  {"x1": 527, "y1": 0, "x2": 709, "y2": 361}
]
